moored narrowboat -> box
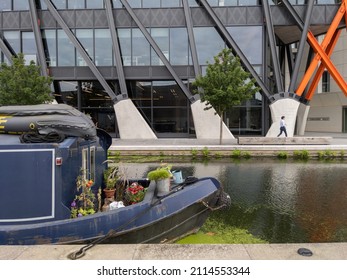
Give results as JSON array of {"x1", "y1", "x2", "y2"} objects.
[{"x1": 0, "y1": 104, "x2": 229, "y2": 252}]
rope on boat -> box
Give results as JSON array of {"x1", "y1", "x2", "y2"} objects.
[
  {"x1": 200, "y1": 199, "x2": 227, "y2": 211},
  {"x1": 19, "y1": 131, "x2": 65, "y2": 143},
  {"x1": 67, "y1": 177, "x2": 199, "y2": 260},
  {"x1": 67, "y1": 202, "x2": 157, "y2": 260},
  {"x1": 200, "y1": 191, "x2": 231, "y2": 211}
]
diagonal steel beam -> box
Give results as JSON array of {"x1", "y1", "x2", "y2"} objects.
[
  {"x1": 285, "y1": 45, "x2": 294, "y2": 77},
  {"x1": 296, "y1": 1, "x2": 347, "y2": 96},
  {"x1": 182, "y1": 0, "x2": 201, "y2": 77},
  {"x1": 288, "y1": 0, "x2": 314, "y2": 93},
  {"x1": 282, "y1": 0, "x2": 347, "y2": 98},
  {"x1": 281, "y1": 0, "x2": 305, "y2": 30},
  {"x1": 119, "y1": 0, "x2": 196, "y2": 102},
  {"x1": 43, "y1": 0, "x2": 117, "y2": 102},
  {"x1": 104, "y1": 0, "x2": 128, "y2": 99},
  {"x1": 305, "y1": 29, "x2": 341, "y2": 100},
  {"x1": 28, "y1": 0, "x2": 48, "y2": 77},
  {"x1": 0, "y1": 38, "x2": 14, "y2": 63},
  {"x1": 262, "y1": 0, "x2": 284, "y2": 93},
  {"x1": 197, "y1": 0, "x2": 271, "y2": 100},
  {"x1": 307, "y1": 30, "x2": 347, "y2": 96}
]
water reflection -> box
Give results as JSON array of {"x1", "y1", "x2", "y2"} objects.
[{"x1": 120, "y1": 159, "x2": 347, "y2": 243}]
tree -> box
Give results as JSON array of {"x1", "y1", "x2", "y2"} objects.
[
  {"x1": 0, "y1": 53, "x2": 53, "y2": 105},
  {"x1": 193, "y1": 48, "x2": 260, "y2": 144}
]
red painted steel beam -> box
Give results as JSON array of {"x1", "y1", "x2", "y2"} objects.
[
  {"x1": 305, "y1": 29, "x2": 341, "y2": 100},
  {"x1": 296, "y1": 0, "x2": 347, "y2": 98}
]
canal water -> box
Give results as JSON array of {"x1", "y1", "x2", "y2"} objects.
[{"x1": 120, "y1": 158, "x2": 347, "y2": 243}]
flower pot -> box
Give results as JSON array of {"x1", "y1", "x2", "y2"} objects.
[
  {"x1": 103, "y1": 188, "x2": 115, "y2": 199},
  {"x1": 156, "y1": 178, "x2": 170, "y2": 197}
]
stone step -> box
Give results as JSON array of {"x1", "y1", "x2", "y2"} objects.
[{"x1": 238, "y1": 137, "x2": 332, "y2": 145}]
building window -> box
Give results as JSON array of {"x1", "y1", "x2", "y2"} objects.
[
  {"x1": 127, "y1": 80, "x2": 194, "y2": 136},
  {"x1": 152, "y1": 80, "x2": 191, "y2": 134},
  {"x1": 322, "y1": 70, "x2": 330, "y2": 93},
  {"x1": 162, "y1": 0, "x2": 181, "y2": 7},
  {"x1": 68, "y1": 0, "x2": 84, "y2": 9},
  {"x1": 0, "y1": 0, "x2": 11, "y2": 11},
  {"x1": 52, "y1": 0, "x2": 67, "y2": 9},
  {"x1": 132, "y1": 28, "x2": 150, "y2": 66},
  {"x1": 188, "y1": 0, "x2": 199, "y2": 6},
  {"x1": 75, "y1": 29, "x2": 94, "y2": 66},
  {"x1": 112, "y1": 0, "x2": 123, "y2": 8},
  {"x1": 42, "y1": 30, "x2": 57, "y2": 66},
  {"x1": 170, "y1": 28, "x2": 190, "y2": 65},
  {"x1": 128, "y1": 0, "x2": 141, "y2": 8},
  {"x1": 57, "y1": 30, "x2": 75, "y2": 66},
  {"x1": 3, "y1": 31, "x2": 39, "y2": 64},
  {"x1": 226, "y1": 105, "x2": 262, "y2": 135},
  {"x1": 13, "y1": 0, "x2": 29, "y2": 10},
  {"x1": 151, "y1": 28, "x2": 169, "y2": 66},
  {"x1": 22, "y1": 32, "x2": 37, "y2": 64},
  {"x1": 143, "y1": 0, "x2": 161, "y2": 8},
  {"x1": 95, "y1": 29, "x2": 113, "y2": 66},
  {"x1": 3, "y1": 31, "x2": 20, "y2": 53},
  {"x1": 38, "y1": 0, "x2": 47, "y2": 9},
  {"x1": 86, "y1": 0, "x2": 104, "y2": 9},
  {"x1": 118, "y1": 28, "x2": 132, "y2": 66},
  {"x1": 227, "y1": 26, "x2": 263, "y2": 65},
  {"x1": 193, "y1": 27, "x2": 226, "y2": 65}
]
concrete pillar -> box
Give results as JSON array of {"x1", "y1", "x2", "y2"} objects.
[
  {"x1": 114, "y1": 99, "x2": 157, "y2": 139},
  {"x1": 191, "y1": 100, "x2": 235, "y2": 139},
  {"x1": 296, "y1": 103, "x2": 310, "y2": 136},
  {"x1": 266, "y1": 98, "x2": 300, "y2": 137}
]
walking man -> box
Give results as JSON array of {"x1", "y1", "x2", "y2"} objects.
[{"x1": 277, "y1": 116, "x2": 287, "y2": 137}]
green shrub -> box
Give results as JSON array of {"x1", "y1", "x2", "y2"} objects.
[
  {"x1": 317, "y1": 151, "x2": 325, "y2": 159},
  {"x1": 242, "y1": 151, "x2": 251, "y2": 159},
  {"x1": 214, "y1": 152, "x2": 222, "y2": 159},
  {"x1": 323, "y1": 149, "x2": 336, "y2": 159},
  {"x1": 202, "y1": 147, "x2": 210, "y2": 158},
  {"x1": 191, "y1": 148, "x2": 198, "y2": 159},
  {"x1": 340, "y1": 150, "x2": 345, "y2": 159},
  {"x1": 231, "y1": 149, "x2": 242, "y2": 159},
  {"x1": 277, "y1": 151, "x2": 288, "y2": 159},
  {"x1": 293, "y1": 150, "x2": 309, "y2": 160}
]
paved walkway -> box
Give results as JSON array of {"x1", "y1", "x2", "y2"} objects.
[
  {"x1": 109, "y1": 132, "x2": 347, "y2": 154},
  {"x1": 1, "y1": 243, "x2": 347, "y2": 260}
]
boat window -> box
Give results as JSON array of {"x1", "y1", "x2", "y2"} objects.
[
  {"x1": 90, "y1": 146, "x2": 96, "y2": 182},
  {"x1": 82, "y1": 148, "x2": 88, "y2": 181}
]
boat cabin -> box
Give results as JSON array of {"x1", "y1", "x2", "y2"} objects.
[{"x1": 0, "y1": 105, "x2": 110, "y2": 225}]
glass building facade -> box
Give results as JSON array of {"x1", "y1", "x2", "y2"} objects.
[{"x1": 0, "y1": 0, "x2": 341, "y2": 137}]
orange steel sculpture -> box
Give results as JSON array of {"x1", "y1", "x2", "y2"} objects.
[{"x1": 296, "y1": 0, "x2": 347, "y2": 101}]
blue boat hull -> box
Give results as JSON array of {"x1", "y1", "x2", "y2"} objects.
[{"x1": 0, "y1": 177, "x2": 224, "y2": 245}]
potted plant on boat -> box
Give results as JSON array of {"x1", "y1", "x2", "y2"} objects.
[
  {"x1": 70, "y1": 170, "x2": 96, "y2": 218},
  {"x1": 147, "y1": 165, "x2": 172, "y2": 197},
  {"x1": 103, "y1": 166, "x2": 118, "y2": 199},
  {"x1": 125, "y1": 182, "x2": 146, "y2": 205}
]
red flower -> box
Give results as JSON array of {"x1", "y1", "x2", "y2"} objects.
[{"x1": 125, "y1": 182, "x2": 146, "y2": 204}]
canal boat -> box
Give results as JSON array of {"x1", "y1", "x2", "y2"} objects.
[{"x1": 0, "y1": 104, "x2": 229, "y2": 250}]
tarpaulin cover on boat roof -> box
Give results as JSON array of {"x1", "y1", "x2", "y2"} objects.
[{"x1": 0, "y1": 104, "x2": 96, "y2": 139}]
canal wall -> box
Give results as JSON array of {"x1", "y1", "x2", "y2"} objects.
[{"x1": 109, "y1": 138, "x2": 347, "y2": 159}]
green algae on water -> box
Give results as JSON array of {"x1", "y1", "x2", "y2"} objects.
[{"x1": 176, "y1": 217, "x2": 267, "y2": 244}]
